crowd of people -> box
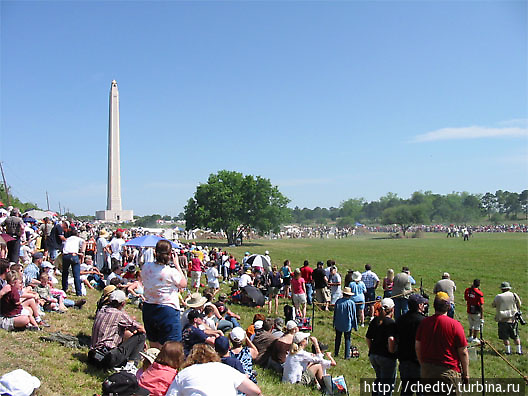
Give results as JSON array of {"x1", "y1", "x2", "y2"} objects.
[{"x1": 0, "y1": 205, "x2": 525, "y2": 396}]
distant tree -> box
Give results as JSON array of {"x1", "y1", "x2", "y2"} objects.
[
  {"x1": 490, "y1": 212, "x2": 502, "y2": 225},
  {"x1": 382, "y1": 204, "x2": 428, "y2": 236},
  {"x1": 339, "y1": 198, "x2": 364, "y2": 223},
  {"x1": 481, "y1": 192, "x2": 497, "y2": 220},
  {"x1": 505, "y1": 192, "x2": 521, "y2": 219},
  {"x1": 162, "y1": 215, "x2": 172, "y2": 221},
  {"x1": 520, "y1": 190, "x2": 528, "y2": 220},
  {"x1": 184, "y1": 170, "x2": 290, "y2": 245},
  {"x1": 495, "y1": 190, "x2": 507, "y2": 214}
]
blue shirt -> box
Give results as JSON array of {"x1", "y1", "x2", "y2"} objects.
[
  {"x1": 182, "y1": 325, "x2": 208, "y2": 356},
  {"x1": 23, "y1": 262, "x2": 40, "y2": 286},
  {"x1": 333, "y1": 296, "x2": 358, "y2": 332},
  {"x1": 349, "y1": 281, "x2": 367, "y2": 303}
]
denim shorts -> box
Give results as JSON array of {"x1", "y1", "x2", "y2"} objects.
[{"x1": 142, "y1": 302, "x2": 181, "y2": 344}]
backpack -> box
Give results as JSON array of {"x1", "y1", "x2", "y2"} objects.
[{"x1": 284, "y1": 305, "x2": 294, "y2": 322}]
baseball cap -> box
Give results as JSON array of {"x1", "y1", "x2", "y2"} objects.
[
  {"x1": 381, "y1": 298, "x2": 395, "y2": 309},
  {"x1": 254, "y1": 320, "x2": 263, "y2": 330},
  {"x1": 435, "y1": 291, "x2": 450, "y2": 301},
  {"x1": 102, "y1": 372, "x2": 149, "y2": 396},
  {"x1": 214, "y1": 336, "x2": 230, "y2": 355},
  {"x1": 230, "y1": 327, "x2": 246, "y2": 343},
  {"x1": 442, "y1": 272, "x2": 450, "y2": 279},
  {"x1": 286, "y1": 320, "x2": 298, "y2": 330},
  {"x1": 274, "y1": 317, "x2": 284, "y2": 328},
  {"x1": 32, "y1": 251, "x2": 44, "y2": 260},
  {"x1": 409, "y1": 294, "x2": 428, "y2": 305},
  {"x1": 41, "y1": 261, "x2": 55, "y2": 269},
  {"x1": 293, "y1": 332, "x2": 310, "y2": 344},
  {"x1": 109, "y1": 290, "x2": 127, "y2": 303}
]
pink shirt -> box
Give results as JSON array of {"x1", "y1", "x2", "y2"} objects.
[
  {"x1": 142, "y1": 261, "x2": 183, "y2": 310},
  {"x1": 138, "y1": 362, "x2": 178, "y2": 396},
  {"x1": 291, "y1": 277, "x2": 306, "y2": 295}
]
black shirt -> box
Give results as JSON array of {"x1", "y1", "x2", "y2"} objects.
[
  {"x1": 366, "y1": 316, "x2": 397, "y2": 358},
  {"x1": 47, "y1": 223, "x2": 64, "y2": 251},
  {"x1": 396, "y1": 310, "x2": 424, "y2": 363},
  {"x1": 312, "y1": 267, "x2": 328, "y2": 289}
]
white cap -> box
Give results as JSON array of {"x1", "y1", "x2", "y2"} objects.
[
  {"x1": 0, "y1": 369, "x2": 41, "y2": 396},
  {"x1": 293, "y1": 332, "x2": 310, "y2": 344},
  {"x1": 286, "y1": 320, "x2": 298, "y2": 330},
  {"x1": 254, "y1": 320, "x2": 263, "y2": 330},
  {"x1": 230, "y1": 327, "x2": 246, "y2": 343},
  {"x1": 109, "y1": 289, "x2": 127, "y2": 303},
  {"x1": 381, "y1": 298, "x2": 395, "y2": 309},
  {"x1": 41, "y1": 261, "x2": 55, "y2": 269}
]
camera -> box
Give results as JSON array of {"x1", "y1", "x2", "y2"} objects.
[{"x1": 515, "y1": 311, "x2": 526, "y2": 326}]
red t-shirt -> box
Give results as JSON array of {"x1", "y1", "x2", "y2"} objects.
[
  {"x1": 229, "y1": 258, "x2": 237, "y2": 270},
  {"x1": 190, "y1": 258, "x2": 202, "y2": 272},
  {"x1": 291, "y1": 277, "x2": 306, "y2": 295},
  {"x1": 464, "y1": 287, "x2": 484, "y2": 314},
  {"x1": 300, "y1": 266, "x2": 313, "y2": 283},
  {"x1": 415, "y1": 314, "x2": 467, "y2": 372},
  {"x1": 0, "y1": 286, "x2": 22, "y2": 317}
]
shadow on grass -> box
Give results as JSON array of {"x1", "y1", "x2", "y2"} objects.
[{"x1": 72, "y1": 351, "x2": 111, "y2": 380}]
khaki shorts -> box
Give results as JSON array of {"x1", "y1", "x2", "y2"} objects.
[
  {"x1": 420, "y1": 362, "x2": 461, "y2": 396},
  {"x1": 268, "y1": 287, "x2": 280, "y2": 297},
  {"x1": 315, "y1": 287, "x2": 331, "y2": 303},
  {"x1": 300, "y1": 367, "x2": 316, "y2": 385},
  {"x1": 467, "y1": 313, "x2": 481, "y2": 330},
  {"x1": 292, "y1": 293, "x2": 307, "y2": 306},
  {"x1": 191, "y1": 271, "x2": 202, "y2": 287},
  {"x1": 0, "y1": 316, "x2": 15, "y2": 331}
]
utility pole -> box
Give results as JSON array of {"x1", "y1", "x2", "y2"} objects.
[
  {"x1": 58, "y1": 202, "x2": 62, "y2": 216},
  {"x1": 46, "y1": 191, "x2": 50, "y2": 211},
  {"x1": 0, "y1": 162, "x2": 10, "y2": 206}
]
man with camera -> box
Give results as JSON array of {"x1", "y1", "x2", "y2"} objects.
[{"x1": 492, "y1": 282, "x2": 523, "y2": 355}]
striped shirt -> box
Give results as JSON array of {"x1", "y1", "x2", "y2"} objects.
[
  {"x1": 361, "y1": 270, "x2": 380, "y2": 289},
  {"x1": 90, "y1": 305, "x2": 140, "y2": 350}
]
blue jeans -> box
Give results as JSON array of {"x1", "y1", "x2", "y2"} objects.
[
  {"x1": 447, "y1": 303, "x2": 455, "y2": 319},
  {"x1": 142, "y1": 302, "x2": 182, "y2": 343},
  {"x1": 225, "y1": 314, "x2": 240, "y2": 328},
  {"x1": 335, "y1": 330, "x2": 351, "y2": 358},
  {"x1": 393, "y1": 297, "x2": 408, "y2": 320},
  {"x1": 62, "y1": 254, "x2": 82, "y2": 296},
  {"x1": 369, "y1": 354, "x2": 397, "y2": 396},
  {"x1": 399, "y1": 360, "x2": 422, "y2": 396},
  {"x1": 306, "y1": 283, "x2": 313, "y2": 305}
]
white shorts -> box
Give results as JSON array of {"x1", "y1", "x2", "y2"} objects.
[
  {"x1": 292, "y1": 293, "x2": 307, "y2": 306},
  {"x1": 468, "y1": 313, "x2": 481, "y2": 330},
  {"x1": 191, "y1": 271, "x2": 202, "y2": 287}
]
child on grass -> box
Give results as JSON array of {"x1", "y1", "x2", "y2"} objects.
[
  {"x1": 138, "y1": 341, "x2": 184, "y2": 396},
  {"x1": 203, "y1": 305, "x2": 217, "y2": 330}
]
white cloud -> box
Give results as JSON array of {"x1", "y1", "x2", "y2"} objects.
[
  {"x1": 498, "y1": 118, "x2": 528, "y2": 127},
  {"x1": 412, "y1": 125, "x2": 528, "y2": 143}
]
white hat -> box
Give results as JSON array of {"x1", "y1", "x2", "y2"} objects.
[
  {"x1": 0, "y1": 369, "x2": 41, "y2": 396},
  {"x1": 265, "y1": 250, "x2": 269, "y2": 255},
  {"x1": 293, "y1": 332, "x2": 310, "y2": 344},
  {"x1": 352, "y1": 271, "x2": 362, "y2": 282},
  {"x1": 381, "y1": 298, "x2": 395, "y2": 310},
  {"x1": 230, "y1": 327, "x2": 246, "y2": 343},
  {"x1": 286, "y1": 320, "x2": 298, "y2": 330},
  {"x1": 254, "y1": 320, "x2": 263, "y2": 330},
  {"x1": 109, "y1": 289, "x2": 127, "y2": 303},
  {"x1": 41, "y1": 261, "x2": 55, "y2": 269}
]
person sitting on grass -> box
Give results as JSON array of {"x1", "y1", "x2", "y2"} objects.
[
  {"x1": 34, "y1": 272, "x2": 62, "y2": 312},
  {"x1": 282, "y1": 332, "x2": 336, "y2": 391},
  {"x1": 229, "y1": 326, "x2": 259, "y2": 383},
  {"x1": 181, "y1": 309, "x2": 217, "y2": 356},
  {"x1": 135, "y1": 347, "x2": 160, "y2": 380},
  {"x1": 138, "y1": 341, "x2": 184, "y2": 396},
  {"x1": 166, "y1": 344, "x2": 263, "y2": 396},
  {"x1": 214, "y1": 335, "x2": 245, "y2": 373},
  {"x1": 127, "y1": 271, "x2": 145, "y2": 307},
  {"x1": 80, "y1": 255, "x2": 105, "y2": 290},
  {"x1": 269, "y1": 320, "x2": 299, "y2": 372},
  {"x1": 214, "y1": 293, "x2": 241, "y2": 328},
  {"x1": 0, "y1": 270, "x2": 45, "y2": 330}
]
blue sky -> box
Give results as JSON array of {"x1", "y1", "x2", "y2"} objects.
[{"x1": 1, "y1": 1, "x2": 526, "y2": 217}]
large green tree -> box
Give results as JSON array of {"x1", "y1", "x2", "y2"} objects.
[
  {"x1": 382, "y1": 204, "x2": 428, "y2": 236},
  {"x1": 184, "y1": 170, "x2": 290, "y2": 245}
]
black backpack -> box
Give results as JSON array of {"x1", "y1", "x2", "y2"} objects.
[{"x1": 284, "y1": 304, "x2": 294, "y2": 322}]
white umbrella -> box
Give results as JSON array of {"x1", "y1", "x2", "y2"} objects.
[
  {"x1": 23, "y1": 209, "x2": 51, "y2": 220},
  {"x1": 246, "y1": 254, "x2": 271, "y2": 269}
]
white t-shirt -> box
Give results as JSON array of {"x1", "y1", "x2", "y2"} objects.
[
  {"x1": 239, "y1": 274, "x2": 252, "y2": 288},
  {"x1": 109, "y1": 238, "x2": 125, "y2": 260},
  {"x1": 204, "y1": 316, "x2": 216, "y2": 330},
  {"x1": 142, "y1": 261, "x2": 183, "y2": 310},
  {"x1": 282, "y1": 350, "x2": 326, "y2": 384},
  {"x1": 166, "y1": 362, "x2": 246, "y2": 396},
  {"x1": 63, "y1": 236, "x2": 84, "y2": 254},
  {"x1": 206, "y1": 267, "x2": 219, "y2": 287}
]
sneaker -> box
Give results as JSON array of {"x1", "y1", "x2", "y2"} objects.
[
  {"x1": 27, "y1": 325, "x2": 40, "y2": 331},
  {"x1": 517, "y1": 351, "x2": 523, "y2": 355},
  {"x1": 506, "y1": 351, "x2": 512, "y2": 355},
  {"x1": 38, "y1": 320, "x2": 51, "y2": 328}
]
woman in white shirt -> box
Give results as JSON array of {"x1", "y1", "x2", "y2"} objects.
[{"x1": 282, "y1": 332, "x2": 336, "y2": 390}]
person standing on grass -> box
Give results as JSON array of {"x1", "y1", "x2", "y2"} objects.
[
  {"x1": 383, "y1": 269, "x2": 395, "y2": 298},
  {"x1": 328, "y1": 265, "x2": 343, "y2": 305},
  {"x1": 362, "y1": 264, "x2": 380, "y2": 319},
  {"x1": 415, "y1": 292, "x2": 469, "y2": 390},
  {"x1": 433, "y1": 272, "x2": 456, "y2": 318},
  {"x1": 300, "y1": 260, "x2": 314, "y2": 305},
  {"x1": 492, "y1": 281, "x2": 523, "y2": 355},
  {"x1": 392, "y1": 266, "x2": 414, "y2": 320},
  {"x1": 291, "y1": 268, "x2": 307, "y2": 318},
  {"x1": 281, "y1": 260, "x2": 293, "y2": 298},
  {"x1": 333, "y1": 287, "x2": 357, "y2": 359},
  {"x1": 62, "y1": 228, "x2": 86, "y2": 296},
  {"x1": 366, "y1": 298, "x2": 398, "y2": 396},
  {"x1": 266, "y1": 266, "x2": 282, "y2": 315},
  {"x1": 464, "y1": 279, "x2": 484, "y2": 344},
  {"x1": 349, "y1": 271, "x2": 367, "y2": 326},
  {"x1": 313, "y1": 261, "x2": 330, "y2": 311}
]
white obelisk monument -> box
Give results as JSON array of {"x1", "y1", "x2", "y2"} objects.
[{"x1": 96, "y1": 80, "x2": 133, "y2": 222}]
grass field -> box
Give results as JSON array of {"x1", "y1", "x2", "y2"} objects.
[{"x1": 0, "y1": 232, "x2": 526, "y2": 395}]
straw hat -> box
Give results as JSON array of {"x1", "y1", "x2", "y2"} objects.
[
  {"x1": 185, "y1": 293, "x2": 207, "y2": 308},
  {"x1": 342, "y1": 287, "x2": 354, "y2": 296}
]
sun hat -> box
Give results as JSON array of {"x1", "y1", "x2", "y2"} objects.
[
  {"x1": 352, "y1": 271, "x2": 362, "y2": 282},
  {"x1": 139, "y1": 348, "x2": 160, "y2": 365},
  {"x1": 99, "y1": 229, "x2": 110, "y2": 238},
  {"x1": 265, "y1": 250, "x2": 269, "y2": 255},
  {"x1": 293, "y1": 332, "x2": 310, "y2": 344},
  {"x1": 102, "y1": 372, "x2": 149, "y2": 396},
  {"x1": 230, "y1": 327, "x2": 246, "y2": 343},
  {"x1": 500, "y1": 281, "x2": 511, "y2": 290},
  {"x1": 381, "y1": 298, "x2": 395, "y2": 309},
  {"x1": 0, "y1": 369, "x2": 41, "y2": 396},
  {"x1": 109, "y1": 290, "x2": 127, "y2": 304},
  {"x1": 286, "y1": 320, "x2": 298, "y2": 330},
  {"x1": 342, "y1": 287, "x2": 354, "y2": 296},
  {"x1": 185, "y1": 293, "x2": 207, "y2": 308},
  {"x1": 245, "y1": 269, "x2": 252, "y2": 275},
  {"x1": 214, "y1": 336, "x2": 230, "y2": 355}
]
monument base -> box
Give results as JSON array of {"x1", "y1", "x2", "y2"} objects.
[{"x1": 96, "y1": 210, "x2": 134, "y2": 222}]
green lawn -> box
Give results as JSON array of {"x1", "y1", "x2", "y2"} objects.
[{"x1": 1, "y1": 232, "x2": 526, "y2": 395}]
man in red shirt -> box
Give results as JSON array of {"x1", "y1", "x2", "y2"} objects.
[
  {"x1": 464, "y1": 279, "x2": 484, "y2": 344},
  {"x1": 416, "y1": 292, "x2": 469, "y2": 393},
  {"x1": 300, "y1": 260, "x2": 314, "y2": 305}
]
